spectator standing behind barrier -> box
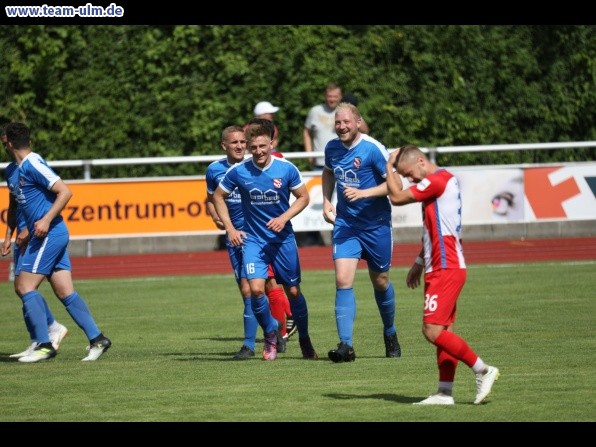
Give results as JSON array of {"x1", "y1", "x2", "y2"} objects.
[
  {"x1": 302, "y1": 85, "x2": 343, "y2": 246},
  {"x1": 213, "y1": 122, "x2": 318, "y2": 361},
  {"x1": 4, "y1": 122, "x2": 111, "y2": 363},
  {"x1": 303, "y1": 82, "x2": 342, "y2": 170},
  {"x1": 253, "y1": 101, "x2": 280, "y2": 146},
  {"x1": 1, "y1": 127, "x2": 69, "y2": 359},
  {"x1": 321, "y1": 102, "x2": 401, "y2": 363},
  {"x1": 386, "y1": 144, "x2": 500, "y2": 405}
]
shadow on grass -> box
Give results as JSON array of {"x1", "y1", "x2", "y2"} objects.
[
  {"x1": 159, "y1": 336, "x2": 305, "y2": 361},
  {"x1": 161, "y1": 350, "x2": 317, "y2": 361},
  {"x1": 324, "y1": 392, "x2": 423, "y2": 404},
  {"x1": 194, "y1": 337, "x2": 269, "y2": 343},
  {"x1": 0, "y1": 354, "x2": 21, "y2": 363}
]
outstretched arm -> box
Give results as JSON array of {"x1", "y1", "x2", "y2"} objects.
[{"x1": 342, "y1": 182, "x2": 388, "y2": 202}]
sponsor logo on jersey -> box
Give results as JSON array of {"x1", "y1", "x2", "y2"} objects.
[{"x1": 417, "y1": 178, "x2": 431, "y2": 191}]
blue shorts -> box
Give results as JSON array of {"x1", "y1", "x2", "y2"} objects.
[
  {"x1": 15, "y1": 229, "x2": 71, "y2": 276},
  {"x1": 13, "y1": 241, "x2": 22, "y2": 268},
  {"x1": 332, "y1": 223, "x2": 393, "y2": 272},
  {"x1": 12, "y1": 227, "x2": 27, "y2": 269},
  {"x1": 243, "y1": 235, "x2": 301, "y2": 286},
  {"x1": 227, "y1": 244, "x2": 246, "y2": 284}
]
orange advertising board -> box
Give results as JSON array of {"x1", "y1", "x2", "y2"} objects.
[
  {"x1": 1, "y1": 165, "x2": 594, "y2": 239},
  {"x1": 0, "y1": 178, "x2": 221, "y2": 238}
]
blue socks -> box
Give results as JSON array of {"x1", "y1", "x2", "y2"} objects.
[
  {"x1": 250, "y1": 295, "x2": 278, "y2": 334},
  {"x1": 374, "y1": 282, "x2": 397, "y2": 336},
  {"x1": 242, "y1": 297, "x2": 257, "y2": 350},
  {"x1": 289, "y1": 293, "x2": 309, "y2": 338},
  {"x1": 62, "y1": 292, "x2": 101, "y2": 341},
  {"x1": 22, "y1": 295, "x2": 56, "y2": 342},
  {"x1": 335, "y1": 288, "x2": 356, "y2": 346},
  {"x1": 21, "y1": 291, "x2": 50, "y2": 344},
  {"x1": 335, "y1": 284, "x2": 397, "y2": 346}
]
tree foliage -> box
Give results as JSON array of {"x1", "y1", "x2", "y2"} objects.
[{"x1": 0, "y1": 25, "x2": 593, "y2": 178}]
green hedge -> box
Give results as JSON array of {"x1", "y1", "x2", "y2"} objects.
[{"x1": 1, "y1": 25, "x2": 594, "y2": 178}]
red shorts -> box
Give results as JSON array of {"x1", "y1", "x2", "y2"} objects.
[
  {"x1": 267, "y1": 264, "x2": 275, "y2": 278},
  {"x1": 422, "y1": 269, "x2": 467, "y2": 326}
]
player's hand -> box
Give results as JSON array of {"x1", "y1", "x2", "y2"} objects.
[
  {"x1": 343, "y1": 186, "x2": 365, "y2": 202},
  {"x1": 387, "y1": 148, "x2": 401, "y2": 167},
  {"x1": 1, "y1": 241, "x2": 11, "y2": 257},
  {"x1": 323, "y1": 208, "x2": 336, "y2": 224},
  {"x1": 406, "y1": 264, "x2": 423, "y2": 289},
  {"x1": 15, "y1": 228, "x2": 29, "y2": 249},
  {"x1": 266, "y1": 217, "x2": 287, "y2": 233},
  {"x1": 227, "y1": 228, "x2": 246, "y2": 246},
  {"x1": 33, "y1": 219, "x2": 50, "y2": 238}
]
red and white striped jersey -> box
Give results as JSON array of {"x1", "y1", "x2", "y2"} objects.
[{"x1": 409, "y1": 169, "x2": 466, "y2": 272}]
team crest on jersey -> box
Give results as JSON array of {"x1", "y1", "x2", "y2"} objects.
[
  {"x1": 273, "y1": 178, "x2": 283, "y2": 189},
  {"x1": 353, "y1": 157, "x2": 362, "y2": 169},
  {"x1": 416, "y1": 178, "x2": 431, "y2": 191}
]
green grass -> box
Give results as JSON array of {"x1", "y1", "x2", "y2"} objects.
[{"x1": 1, "y1": 261, "x2": 595, "y2": 422}]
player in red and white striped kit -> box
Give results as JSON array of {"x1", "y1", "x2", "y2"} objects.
[{"x1": 386, "y1": 144, "x2": 499, "y2": 405}]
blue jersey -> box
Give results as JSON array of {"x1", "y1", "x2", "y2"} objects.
[
  {"x1": 206, "y1": 158, "x2": 244, "y2": 232},
  {"x1": 16, "y1": 152, "x2": 68, "y2": 235},
  {"x1": 219, "y1": 156, "x2": 304, "y2": 244},
  {"x1": 324, "y1": 134, "x2": 392, "y2": 230},
  {"x1": 4, "y1": 161, "x2": 26, "y2": 232}
]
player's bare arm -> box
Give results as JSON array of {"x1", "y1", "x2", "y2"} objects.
[
  {"x1": 15, "y1": 227, "x2": 30, "y2": 254},
  {"x1": 343, "y1": 182, "x2": 389, "y2": 202},
  {"x1": 406, "y1": 249, "x2": 425, "y2": 289},
  {"x1": 2, "y1": 195, "x2": 17, "y2": 256},
  {"x1": 321, "y1": 167, "x2": 337, "y2": 223},
  {"x1": 213, "y1": 186, "x2": 245, "y2": 246},
  {"x1": 268, "y1": 183, "x2": 310, "y2": 233},
  {"x1": 32, "y1": 179, "x2": 72, "y2": 238},
  {"x1": 206, "y1": 192, "x2": 225, "y2": 230},
  {"x1": 1, "y1": 226, "x2": 13, "y2": 256},
  {"x1": 385, "y1": 157, "x2": 417, "y2": 206}
]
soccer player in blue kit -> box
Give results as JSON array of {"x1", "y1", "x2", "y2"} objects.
[
  {"x1": 2, "y1": 128, "x2": 69, "y2": 359},
  {"x1": 206, "y1": 125, "x2": 258, "y2": 359},
  {"x1": 206, "y1": 124, "x2": 288, "y2": 360},
  {"x1": 213, "y1": 122, "x2": 318, "y2": 361},
  {"x1": 321, "y1": 102, "x2": 401, "y2": 362},
  {"x1": 4, "y1": 122, "x2": 111, "y2": 363}
]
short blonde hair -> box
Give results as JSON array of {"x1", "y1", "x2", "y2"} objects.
[{"x1": 335, "y1": 102, "x2": 362, "y2": 120}]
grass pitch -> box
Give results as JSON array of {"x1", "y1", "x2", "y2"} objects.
[{"x1": 1, "y1": 261, "x2": 594, "y2": 422}]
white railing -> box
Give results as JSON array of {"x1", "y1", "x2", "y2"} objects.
[{"x1": 1, "y1": 141, "x2": 595, "y2": 179}]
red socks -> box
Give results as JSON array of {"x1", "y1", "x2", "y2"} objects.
[
  {"x1": 266, "y1": 287, "x2": 288, "y2": 337},
  {"x1": 434, "y1": 330, "x2": 478, "y2": 369}
]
